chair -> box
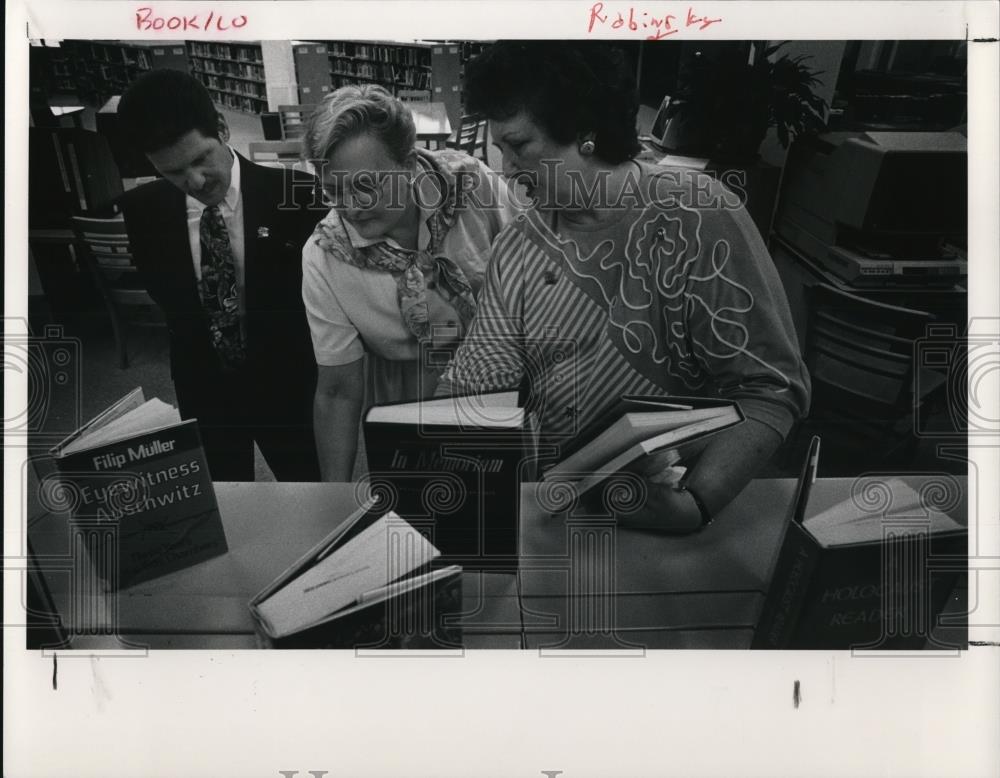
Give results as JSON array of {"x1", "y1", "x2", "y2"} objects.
[
  {"x1": 446, "y1": 114, "x2": 488, "y2": 161},
  {"x1": 71, "y1": 216, "x2": 164, "y2": 369},
  {"x1": 397, "y1": 89, "x2": 431, "y2": 102},
  {"x1": 790, "y1": 283, "x2": 943, "y2": 472},
  {"x1": 278, "y1": 104, "x2": 316, "y2": 140}
]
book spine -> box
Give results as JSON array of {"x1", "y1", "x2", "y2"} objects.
[
  {"x1": 269, "y1": 569, "x2": 463, "y2": 649},
  {"x1": 751, "y1": 522, "x2": 822, "y2": 649}
]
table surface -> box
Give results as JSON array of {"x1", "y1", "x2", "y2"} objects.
[
  {"x1": 408, "y1": 102, "x2": 452, "y2": 141},
  {"x1": 28, "y1": 476, "x2": 968, "y2": 650}
]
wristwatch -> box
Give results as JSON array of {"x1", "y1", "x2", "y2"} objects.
[{"x1": 676, "y1": 483, "x2": 713, "y2": 529}]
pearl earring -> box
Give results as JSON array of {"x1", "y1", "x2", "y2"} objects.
[{"x1": 579, "y1": 139, "x2": 596, "y2": 155}]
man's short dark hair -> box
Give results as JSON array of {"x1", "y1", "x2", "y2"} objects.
[
  {"x1": 117, "y1": 69, "x2": 219, "y2": 154},
  {"x1": 463, "y1": 41, "x2": 642, "y2": 165}
]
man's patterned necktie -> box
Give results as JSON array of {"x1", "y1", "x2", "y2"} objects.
[{"x1": 199, "y1": 205, "x2": 246, "y2": 370}]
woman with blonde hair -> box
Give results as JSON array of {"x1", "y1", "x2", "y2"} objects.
[{"x1": 302, "y1": 84, "x2": 515, "y2": 480}]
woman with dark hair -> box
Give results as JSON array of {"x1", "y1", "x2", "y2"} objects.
[{"x1": 439, "y1": 41, "x2": 811, "y2": 532}]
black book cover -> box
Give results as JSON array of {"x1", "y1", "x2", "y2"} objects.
[
  {"x1": 753, "y1": 509, "x2": 967, "y2": 649},
  {"x1": 363, "y1": 393, "x2": 537, "y2": 567}
]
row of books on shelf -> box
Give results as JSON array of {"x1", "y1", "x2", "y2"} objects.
[
  {"x1": 331, "y1": 64, "x2": 431, "y2": 89},
  {"x1": 213, "y1": 93, "x2": 266, "y2": 112},
  {"x1": 391, "y1": 65, "x2": 432, "y2": 86},
  {"x1": 197, "y1": 76, "x2": 266, "y2": 99},
  {"x1": 190, "y1": 57, "x2": 265, "y2": 82},
  {"x1": 64, "y1": 41, "x2": 180, "y2": 68},
  {"x1": 327, "y1": 41, "x2": 430, "y2": 66},
  {"x1": 67, "y1": 43, "x2": 131, "y2": 63},
  {"x1": 86, "y1": 63, "x2": 144, "y2": 80},
  {"x1": 47, "y1": 388, "x2": 966, "y2": 650},
  {"x1": 122, "y1": 51, "x2": 155, "y2": 68},
  {"x1": 187, "y1": 41, "x2": 263, "y2": 63}
]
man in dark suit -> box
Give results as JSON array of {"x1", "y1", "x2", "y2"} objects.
[{"x1": 118, "y1": 69, "x2": 323, "y2": 481}]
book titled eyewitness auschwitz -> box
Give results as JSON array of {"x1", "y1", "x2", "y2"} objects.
[{"x1": 49, "y1": 388, "x2": 227, "y2": 590}]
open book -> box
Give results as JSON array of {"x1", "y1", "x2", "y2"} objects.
[
  {"x1": 365, "y1": 389, "x2": 526, "y2": 430},
  {"x1": 250, "y1": 500, "x2": 463, "y2": 648},
  {"x1": 804, "y1": 480, "x2": 964, "y2": 547},
  {"x1": 753, "y1": 438, "x2": 967, "y2": 649},
  {"x1": 542, "y1": 395, "x2": 743, "y2": 496},
  {"x1": 49, "y1": 388, "x2": 227, "y2": 589},
  {"x1": 55, "y1": 387, "x2": 181, "y2": 456}
]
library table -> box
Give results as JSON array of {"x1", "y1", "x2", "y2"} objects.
[
  {"x1": 408, "y1": 102, "x2": 452, "y2": 148},
  {"x1": 28, "y1": 481, "x2": 520, "y2": 651},
  {"x1": 25, "y1": 476, "x2": 968, "y2": 651},
  {"x1": 517, "y1": 477, "x2": 968, "y2": 649}
]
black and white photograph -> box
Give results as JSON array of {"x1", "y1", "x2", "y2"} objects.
[{"x1": 5, "y1": 1, "x2": 999, "y2": 776}]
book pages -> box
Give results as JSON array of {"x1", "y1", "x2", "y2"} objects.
[
  {"x1": 805, "y1": 479, "x2": 964, "y2": 547},
  {"x1": 366, "y1": 391, "x2": 522, "y2": 428},
  {"x1": 256, "y1": 513, "x2": 439, "y2": 638},
  {"x1": 61, "y1": 398, "x2": 180, "y2": 455},
  {"x1": 548, "y1": 406, "x2": 733, "y2": 476}
]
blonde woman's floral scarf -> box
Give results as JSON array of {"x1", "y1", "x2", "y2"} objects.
[{"x1": 314, "y1": 148, "x2": 478, "y2": 340}]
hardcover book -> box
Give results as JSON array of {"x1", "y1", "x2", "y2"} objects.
[
  {"x1": 753, "y1": 438, "x2": 967, "y2": 649},
  {"x1": 250, "y1": 500, "x2": 463, "y2": 649},
  {"x1": 49, "y1": 388, "x2": 227, "y2": 590},
  {"x1": 542, "y1": 395, "x2": 744, "y2": 498},
  {"x1": 363, "y1": 390, "x2": 537, "y2": 566}
]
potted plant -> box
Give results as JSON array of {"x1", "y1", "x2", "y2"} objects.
[{"x1": 661, "y1": 42, "x2": 829, "y2": 160}]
